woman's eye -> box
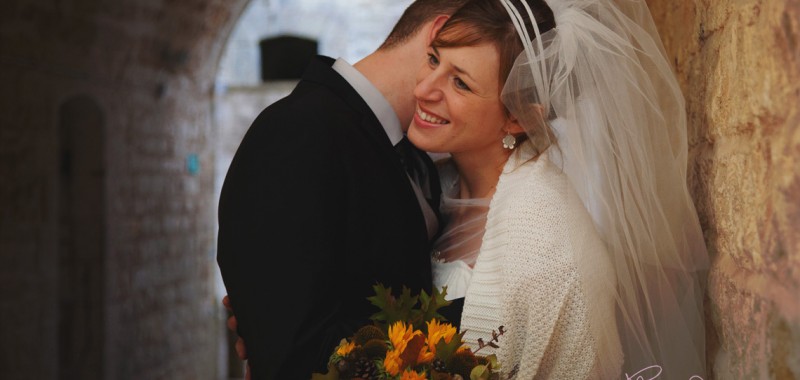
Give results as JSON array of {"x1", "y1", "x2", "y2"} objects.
[
  {"x1": 427, "y1": 53, "x2": 439, "y2": 66},
  {"x1": 454, "y1": 77, "x2": 471, "y2": 91}
]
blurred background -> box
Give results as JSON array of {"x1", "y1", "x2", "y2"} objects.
[
  {"x1": 0, "y1": 0, "x2": 412, "y2": 378},
  {"x1": 0, "y1": 0, "x2": 798, "y2": 379}
]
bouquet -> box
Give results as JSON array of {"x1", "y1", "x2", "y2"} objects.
[{"x1": 312, "y1": 285, "x2": 507, "y2": 380}]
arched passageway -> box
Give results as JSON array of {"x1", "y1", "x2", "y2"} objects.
[
  {"x1": 1, "y1": 1, "x2": 250, "y2": 378},
  {"x1": 0, "y1": 0, "x2": 413, "y2": 379}
]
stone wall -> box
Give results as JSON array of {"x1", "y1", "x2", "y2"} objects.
[
  {"x1": 0, "y1": 1, "x2": 248, "y2": 379},
  {"x1": 647, "y1": 0, "x2": 800, "y2": 378}
]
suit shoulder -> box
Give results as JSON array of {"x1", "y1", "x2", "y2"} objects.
[
  {"x1": 258, "y1": 82, "x2": 357, "y2": 126},
  {"x1": 239, "y1": 84, "x2": 365, "y2": 153}
]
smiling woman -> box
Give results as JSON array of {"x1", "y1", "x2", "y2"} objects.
[
  {"x1": 407, "y1": 0, "x2": 710, "y2": 379},
  {"x1": 409, "y1": 44, "x2": 515, "y2": 163}
]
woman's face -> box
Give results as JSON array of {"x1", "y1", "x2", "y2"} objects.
[{"x1": 408, "y1": 43, "x2": 516, "y2": 155}]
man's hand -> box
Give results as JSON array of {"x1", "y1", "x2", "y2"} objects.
[{"x1": 223, "y1": 295, "x2": 251, "y2": 380}]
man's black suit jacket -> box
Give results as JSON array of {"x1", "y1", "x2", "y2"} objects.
[{"x1": 217, "y1": 56, "x2": 438, "y2": 379}]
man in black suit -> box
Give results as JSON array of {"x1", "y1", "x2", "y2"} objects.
[{"x1": 216, "y1": 1, "x2": 466, "y2": 379}]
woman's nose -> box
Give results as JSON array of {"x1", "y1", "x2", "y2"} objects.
[{"x1": 414, "y1": 71, "x2": 443, "y2": 103}]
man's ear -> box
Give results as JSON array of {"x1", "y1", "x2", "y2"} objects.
[{"x1": 427, "y1": 15, "x2": 450, "y2": 45}]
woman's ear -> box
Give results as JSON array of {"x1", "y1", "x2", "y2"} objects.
[
  {"x1": 506, "y1": 103, "x2": 545, "y2": 135},
  {"x1": 427, "y1": 15, "x2": 450, "y2": 44},
  {"x1": 505, "y1": 113, "x2": 525, "y2": 135}
]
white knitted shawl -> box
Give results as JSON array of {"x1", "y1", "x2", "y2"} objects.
[{"x1": 458, "y1": 144, "x2": 621, "y2": 379}]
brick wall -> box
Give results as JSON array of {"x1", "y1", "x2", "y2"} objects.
[{"x1": 0, "y1": 1, "x2": 248, "y2": 379}]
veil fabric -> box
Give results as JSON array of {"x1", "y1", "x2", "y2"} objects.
[
  {"x1": 432, "y1": 161, "x2": 491, "y2": 269},
  {"x1": 499, "y1": 0, "x2": 709, "y2": 378}
]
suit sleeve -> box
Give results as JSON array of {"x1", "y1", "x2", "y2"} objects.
[{"x1": 217, "y1": 107, "x2": 346, "y2": 379}]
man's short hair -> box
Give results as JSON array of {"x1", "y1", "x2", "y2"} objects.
[{"x1": 379, "y1": 0, "x2": 468, "y2": 50}]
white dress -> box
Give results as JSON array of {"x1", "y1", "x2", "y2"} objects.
[{"x1": 433, "y1": 143, "x2": 622, "y2": 379}]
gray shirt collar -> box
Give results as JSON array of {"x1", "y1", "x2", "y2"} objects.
[{"x1": 332, "y1": 58, "x2": 403, "y2": 146}]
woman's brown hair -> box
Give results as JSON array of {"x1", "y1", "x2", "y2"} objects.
[
  {"x1": 432, "y1": 0, "x2": 556, "y2": 86},
  {"x1": 433, "y1": 0, "x2": 557, "y2": 155}
]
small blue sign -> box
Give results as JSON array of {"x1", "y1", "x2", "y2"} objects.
[{"x1": 186, "y1": 154, "x2": 200, "y2": 176}]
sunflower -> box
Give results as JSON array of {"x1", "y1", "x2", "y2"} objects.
[
  {"x1": 388, "y1": 321, "x2": 421, "y2": 353},
  {"x1": 400, "y1": 368, "x2": 428, "y2": 380},
  {"x1": 417, "y1": 346, "x2": 435, "y2": 364},
  {"x1": 335, "y1": 340, "x2": 355, "y2": 356},
  {"x1": 383, "y1": 349, "x2": 403, "y2": 376},
  {"x1": 425, "y1": 319, "x2": 458, "y2": 354}
]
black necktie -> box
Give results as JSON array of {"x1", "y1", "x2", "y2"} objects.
[
  {"x1": 395, "y1": 136, "x2": 426, "y2": 192},
  {"x1": 395, "y1": 136, "x2": 442, "y2": 233}
]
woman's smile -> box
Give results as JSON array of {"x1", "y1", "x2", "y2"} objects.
[
  {"x1": 408, "y1": 43, "x2": 512, "y2": 155},
  {"x1": 414, "y1": 106, "x2": 451, "y2": 128}
]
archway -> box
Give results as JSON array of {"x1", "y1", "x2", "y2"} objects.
[{"x1": 57, "y1": 95, "x2": 106, "y2": 380}]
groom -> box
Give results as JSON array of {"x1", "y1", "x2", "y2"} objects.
[{"x1": 216, "y1": 1, "x2": 465, "y2": 379}]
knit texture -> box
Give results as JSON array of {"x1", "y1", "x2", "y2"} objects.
[{"x1": 458, "y1": 145, "x2": 620, "y2": 379}]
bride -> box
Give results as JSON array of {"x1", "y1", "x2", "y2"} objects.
[{"x1": 411, "y1": 0, "x2": 709, "y2": 378}]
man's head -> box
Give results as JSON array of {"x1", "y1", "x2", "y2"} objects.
[
  {"x1": 355, "y1": 0, "x2": 466, "y2": 130},
  {"x1": 357, "y1": 0, "x2": 468, "y2": 129},
  {"x1": 379, "y1": 0, "x2": 468, "y2": 50}
]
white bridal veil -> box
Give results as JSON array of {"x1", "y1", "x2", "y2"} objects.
[{"x1": 499, "y1": 0, "x2": 709, "y2": 378}]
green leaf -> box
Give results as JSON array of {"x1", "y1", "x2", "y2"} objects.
[
  {"x1": 367, "y1": 284, "x2": 393, "y2": 321},
  {"x1": 434, "y1": 330, "x2": 466, "y2": 362},
  {"x1": 483, "y1": 354, "x2": 500, "y2": 371},
  {"x1": 470, "y1": 364, "x2": 491, "y2": 380},
  {"x1": 419, "y1": 286, "x2": 452, "y2": 326},
  {"x1": 373, "y1": 358, "x2": 393, "y2": 380},
  {"x1": 368, "y1": 284, "x2": 419, "y2": 328}
]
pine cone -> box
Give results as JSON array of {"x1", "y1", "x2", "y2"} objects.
[
  {"x1": 448, "y1": 350, "x2": 478, "y2": 379},
  {"x1": 432, "y1": 358, "x2": 447, "y2": 372},
  {"x1": 352, "y1": 357, "x2": 379, "y2": 380},
  {"x1": 336, "y1": 358, "x2": 353, "y2": 378}
]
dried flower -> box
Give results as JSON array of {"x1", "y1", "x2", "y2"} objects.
[{"x1": 353, "y1": 325, "x2": 386, "y2": 345}]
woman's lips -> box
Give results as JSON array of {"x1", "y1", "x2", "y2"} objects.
[{"x1": 414, "y1": 106, "x2": 450, "y2": 128}]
